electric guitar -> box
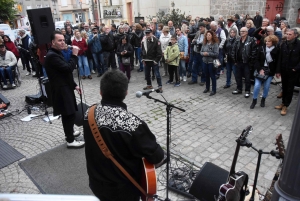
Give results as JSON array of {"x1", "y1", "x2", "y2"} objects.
[
  {"x1": 140, "y1": 158, "x2": 157, "y2": 201},
  {"x1": 218, "y1": 125, "x2": 253, "y2": 201},
  {"x1": 263, "y1": 134, "x2": 285, "y2": 201}
]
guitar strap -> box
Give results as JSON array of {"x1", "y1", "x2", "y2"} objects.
[
  {"x1": 88, "y1": 105, "x2": 147, "y2": 196},
  {"x1": 236, "y1": 171, "x2": 249, "y2": 201}
]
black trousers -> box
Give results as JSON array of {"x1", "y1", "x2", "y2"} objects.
[
  {"x1": 109, "y1": 51, "x2": 117, "y2": 69},
  {"x1": 281, "y1": 69, "x2": 299, "y2": 107},
  {"x1": 168, "y1": 64, "x2": 179, "y2": 82},
  {"x1": 236, "y1": 62, "x2": 251, "y2": 92},
  {"x1": 61, "y1": 113, "x2": 75, "y2": 143}
]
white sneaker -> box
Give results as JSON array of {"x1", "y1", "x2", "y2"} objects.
[
  {"x1": 183, "y1": 76, "x2": 187, "y2": 81},
  {"x1": 180, "y1": 76, "x2": 182, "y2": 81},
  {"x1": 3, "y1": 85, "x2": 8, "y2": 89},
  {"x1": 26, "y1": 72, "x2": 31, "y2": 76},
  {"x1": 73, "y1": 131, "x2": 81, "y2": 137},
  {"x1": 67, "y1": 140, "x2": 85, "y2": 149},
  {"x1": 32, "y1": 71, "x2": 36, "y2": 76},
  {"x1": 91, "y1": 70, "x2": 96, "y2": 74},
  {"x1": 12, "y1": 83, "x2": 16, "y2": 87}
]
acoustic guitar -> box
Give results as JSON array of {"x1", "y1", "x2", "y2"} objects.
[
  {"x1": 263, "y1": 134, "x2": 285, "y2": 201},
  {"x1": 218, "y1": 125, "x2": 253, "y2": 201},
  {"x1": 140, "y1": 158, "x2": 157, "y2": 201}
]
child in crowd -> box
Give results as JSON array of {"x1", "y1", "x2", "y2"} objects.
[{"x1": 164, "y1": 35, "x2": 180, "y2": 87}]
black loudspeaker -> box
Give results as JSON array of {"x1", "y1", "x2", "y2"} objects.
[
  {"x1": 0, "y1": 93, "x2": 10, "y2": 106},
  {"x1": 189, "y1": 162, "x2": 229, "y2": 201},
  {"x1": 27, "y1": 8, "x2": 55, "y2": 45},
  {"x1": 74, "y1": 102, "x2": 90, "y2": 126},
  {"x1": 135, "y1": 17, "x2": 144, "y2": 23}
]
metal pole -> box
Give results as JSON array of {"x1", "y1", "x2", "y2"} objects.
[{"x1": 271, "y1": 97, "x2": 300, "y2": 200}]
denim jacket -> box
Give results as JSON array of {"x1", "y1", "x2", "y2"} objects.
[
  {"x1": 177, "y1": 34, "x2": 188, "y2": 57},
  {"x1": 88, "y1": 34, "x2": 102, "y2": 53}
]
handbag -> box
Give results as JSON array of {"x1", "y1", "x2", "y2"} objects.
[
  {"x1": 122, "y1": 57, "x2": 130, "y2": 65},
  {"x1": 213, "y1": 58, "x2": 221, "y2": 69},
  {"x1": 254, "y1": 70, "x2": 268, "y2": 80}
]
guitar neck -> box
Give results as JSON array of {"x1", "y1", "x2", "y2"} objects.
[{"x1": 228, "y1": 143, "x2": 241, "y2": 179}]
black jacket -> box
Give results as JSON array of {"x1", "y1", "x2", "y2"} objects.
[
  {"x1": 83, "y1": 100, "x2": 164, "y2": 196},
  {"x1": 276, "y1": 39, "x2": 300, "y2": 72},
  {"x1": 135, "y1": 30, "x2": 144, "y2": 47},
  {"x1": 231, "y1": 36, "x2": 257, "y2": 66},
  {"x1": 253, "y1": 15, "x2": 263, "y2": 29},
  {"x1": 254, "y1": 45, "x2": 280, "y2": 76},
  {"x1": 114, "y1": 33, "x2": 126, "y2": 50},
  {"x1": 224, "y1": 36, "x2": 239, "y2": 62},
  {"x1": 128, "y1": 32, "x2": 140, "y2": 48},
  {"x1": 44, "y1": 48, "x2": 78, "y2": 116},
  {"x1": 101, "y1": 32, "x2": 114, "y2": 52},
  {"x1": 64, "y1": 34, "x2": 72, "y2": 45},
  {"x1": 116, "y1": 42, "x2": 133, "y2": 58},
  {"x1": 141, "y1": 36, "x2": 162, "y2": 63}
]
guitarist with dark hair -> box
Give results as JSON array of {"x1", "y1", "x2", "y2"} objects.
[{"x1": 83, "y1": 70, "x2": 165, "y2": 201}]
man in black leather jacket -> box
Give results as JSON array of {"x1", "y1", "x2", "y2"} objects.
[
  {"x1": 275, "y1": 29, "x2": 300, "y2": 116},
  {"x1": 231, "y1": 27, "x2": 257, "y2": 97}
]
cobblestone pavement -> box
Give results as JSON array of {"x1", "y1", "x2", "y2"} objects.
[{"x1": 0, "y1": 64, "x2": 297, "y2": 200}]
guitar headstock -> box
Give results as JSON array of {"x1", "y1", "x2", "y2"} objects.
[
  {"x1": 239, "y1": 125, "x2": 253, "y2": 141},
  {"x1": 275, "y1": 134, "x2": 285, "y2": 159}
]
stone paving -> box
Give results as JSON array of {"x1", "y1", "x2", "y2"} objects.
[{"x1": 0, "y1": 63, "x2": 297, "y2": 200}]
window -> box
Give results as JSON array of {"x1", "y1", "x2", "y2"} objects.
[
  {"x1": 61, "y1": 0, "x2": 67, "y2": 6},
  {"x1": 36, "y1": 5, "x2": 42, "y2": 8}
]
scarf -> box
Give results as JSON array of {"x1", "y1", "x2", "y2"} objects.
[
  {"x1": 264, "y1": 46, "x2": 275, "y2": 66},
  {"x1": 75, "y1": 37, "x2": 82, "y2": 42}
]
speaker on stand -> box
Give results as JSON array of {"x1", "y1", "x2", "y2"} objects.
[{"x1": 189, "y1": 162, "x2": 229, "y2": 201}]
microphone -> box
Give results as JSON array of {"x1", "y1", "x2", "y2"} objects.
[{"x1": 136, "y1": 89, "x2": 160, "y2": 98}]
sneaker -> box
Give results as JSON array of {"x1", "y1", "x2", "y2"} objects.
[
  {"x1": 220, "y1": 70, "x2": 224, "y2": 75},
  {"x1": 281, "y1": 106, "x2": 287, "y2": 116},
  {"x1": 174, "y1": 82, "x2": 181, "y2": 87},
  {"x1": 232, "y1": 89, "x2": 242, "y2": 94},
  {"x1": 88, "y1": 75, "x2": 92, "y2": 79},
  {"x1": 82, "y1": 76, "x2": 86, "y2": 79},
  {"x1": 3, "y1": 85, "x2": 8, "y2": 89},
  {"x1": 188, "y1": 81, "x2": 197, "y2": 85},
  {"x1": 180, "y1": 76, "x2": 182, "y2": 81},
  {"x1": 26, "y1": 72, "x2": 31, "y2": 76},
  {"x1": 223, "y1": 85, "x2": 230, "y2": 89},
  {"x1": 183, "y1": 76, "x2": 187, "y2": 82},
  {"x1": 73, "y1": 131, "x2": 81, "y2": 137},
  {"x1": 32, "y1": 71, "x2": 36, "y2": 76},
  {"x1": 12, "y1": 83, "x2": 16, "y2": 87},
  {"x1": 143, "y1": 86, "x2": 153, "y2": 90},
  {"x1": 166, "y1": 80, "x2": 174, "y2": 84},
  {"x1": 157, "y1": 88, "x2": 163, "y2": 93},
  {"x1": 67, "y1": 140, "x2": 85, "y2": 149},
  {"x1": 244, "y1": 91, "x2": 250, "y2": 98},
  {"x1": 91, "y1": 70, "x2": 96, "y2": 74}
]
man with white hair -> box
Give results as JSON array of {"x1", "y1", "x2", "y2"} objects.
[{"x1": 219, "y1": 15, "x2": 227, "y2": 27}]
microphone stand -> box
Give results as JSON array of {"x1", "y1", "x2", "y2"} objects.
[
  {"x1": 145, "y1": 94, "x2": 185, "y2": 201},
  {"x1": 75, "y1": 53, "x2": 85, "y2": 126}
]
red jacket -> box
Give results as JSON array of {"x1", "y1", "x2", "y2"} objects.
[
  {"x1": 72, "y1": 38, "x2": 88, "y2": 56},
  {"x1": 4, "y1": 41, "x2": 20, "y2": 58}
]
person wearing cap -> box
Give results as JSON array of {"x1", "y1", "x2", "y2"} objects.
[
  {"x1": 0, "y1": 44, "x2": 17, "y2": 88},
  {"x1": 226, "y1": 16, "x2": 239, "y2": 35},
  {"x1": 88, "y1": 27, "x2": 105, "y2": 77},
  {"x1": 253, "y1": 11, "x2": 263, "y2": 29},
  {"x1": 141, "y1": 28, "x2": 163, "y2": 92},
  {"x1": 159, "y1": 26, "x2": 171, "y2": 77},
  {"x1": 188, "y1": 22, "x2": 206, "y2": 85}
]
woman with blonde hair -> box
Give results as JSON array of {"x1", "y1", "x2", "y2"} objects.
[
  {"x1": 250, "y1": 35, "x2": 279, "y2": 109},
  {"x1": 246, "y1": 20, "x2": 255, "y2": 37}
]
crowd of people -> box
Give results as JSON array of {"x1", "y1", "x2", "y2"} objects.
[{"x1": 1, "y1": 12, "x2": 300, "y2": 114}]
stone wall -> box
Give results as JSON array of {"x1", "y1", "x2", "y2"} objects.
[
  {"x1": 283, "y1": 0, "x2": 300, "y2": 28},
  {"x1": 210, "y1": 0, "x2": 266, "y2": 21}
]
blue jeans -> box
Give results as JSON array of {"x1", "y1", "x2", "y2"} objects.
[
  {"x1": 188, "y1": 47, "x2": 194, "y2": 73},
  {"x1": 0, "y1": 66, "x2": 14, "y2": 85},
  {"x1": 78, "y1": 55, "x2": 90, "y2": 76},
  {"x1": 144, "y1": 61, "x2": 162, "y2": 87},
  {"x1": 203, "y1": 62, "x2": 216, "y2": 92},
  {"x1": 253, "y1": 76, "x2": 273, "y2": 99},
  {"x1": 192, "y1": 53, "x2": 206, "y2": 83},
  {"x1": 92, "y1": 53, "x2": 105, "y2": 74},
  {"x1": 42, "y1": 66, "x2": 48, "y2": 78},
  {"x1": 179, "y1": 59, "x2": 186, "y2": 77},
  {"x1": 225, "y1": 61, "x2": 236, "y2": 86},
  {"x1": 135, "y1": 47, "x2": 143, "y2": 70}
]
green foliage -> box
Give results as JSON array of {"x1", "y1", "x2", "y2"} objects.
[
  {"x1": 0, "y1": 0, "x2": 17, "y2": 21},
  {"x1": 147, "y1": 8, "x2": 188, "y2": 27}
]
